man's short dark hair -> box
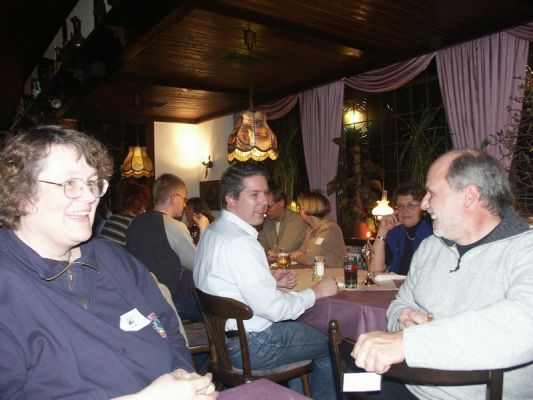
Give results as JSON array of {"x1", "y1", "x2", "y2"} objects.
[
  {"x1": 268, "y1": 182, "x2": 287, "y2": 204},
  {"x1": 446, "y1": 149, "x2": 513, "y2": 216},
  {"x1": 220, "y1": 163, "x2": 269, "y2": 209}
]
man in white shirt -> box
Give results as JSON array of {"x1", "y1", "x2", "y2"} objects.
[
  {"x1": 194, "y1": 163, "x2": 339, "y2": 399},
  {"x1": 127, "y1": 173, "x2": 209, "y2": 321}
]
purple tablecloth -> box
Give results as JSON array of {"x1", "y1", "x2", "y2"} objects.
[
  {"x1": 218, "y1": 379, "x2": 311, "y2": 400},
  {"x1": 297, "y1": 290, "x2": 396, "y2": 339}
]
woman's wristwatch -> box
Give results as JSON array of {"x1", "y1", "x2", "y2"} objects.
[{"x1": 376, "y1": 235, "x2": 386, "y2": 242}]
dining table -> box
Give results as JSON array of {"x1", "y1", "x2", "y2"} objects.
[
  {"x1": 217, "y1": 378, "x2": 310, "y2": 399},
  {"x1": 288, "y1": 266, "x2": 403, "y2": 339}
]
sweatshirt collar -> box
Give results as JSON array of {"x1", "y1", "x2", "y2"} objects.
[{"x1": 2, "y1": 229, "x2": 100, "y2": 280}]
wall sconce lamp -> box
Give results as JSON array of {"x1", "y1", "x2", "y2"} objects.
[
  {"x1": 371, "y1": 190, "x2": 394, "y2": 219},
  {"x1": 202, "y1": 155, "x2": 213, "y2": 179}
]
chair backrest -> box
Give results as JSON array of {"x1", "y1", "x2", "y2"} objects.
[
  {"x1": 328, "y1": 319, "x2": 504, "y2": 400},
  {"x1": 193, "y1": 288, "x2": 255, "y2": 384}
]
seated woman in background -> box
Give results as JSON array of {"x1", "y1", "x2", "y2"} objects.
[
  {"x1": 183, "y1": 197, "x2": 215, "y2": 245},
  {"x1": 99, "y1": 181, "x2": 152, "y2": 246},
  {"x1": 291, "y1": 191, "x2": 346, "y2": 267},
  {"x1": 369, "y1": 182, "x2": 432, "y2": 275},
  {"x1": 0, "y1": 125, "x2": 216, "y2": 399}
]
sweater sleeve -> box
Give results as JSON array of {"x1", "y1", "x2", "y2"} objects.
[{"x1": 164, "y1": 217, "x2": 197, "y2": 271}]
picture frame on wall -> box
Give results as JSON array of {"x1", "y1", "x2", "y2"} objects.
[{"x1": 200, "y1": 180, "x2": 221, "y2": 210}]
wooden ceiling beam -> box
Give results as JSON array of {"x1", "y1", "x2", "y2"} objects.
[
  {"x1": 115, "y1": 74, "x2": 252, "y2": 96},
  {"x1": 197, "y1": 0, "x2": 387, "y2": 54},
  {"x1": 55, "y1": 0, "x2": 203, "y2": 119}
]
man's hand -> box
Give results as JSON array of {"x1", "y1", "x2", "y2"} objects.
[
  {"x1": 266, "y1": 250, "x2": 278, "y2": 264},
  {"x1": 351, "y1": 331, "x2": 405, "y2": 374},
  {"x1": 398, "y1": 307, "x2": 430, "y2": 329},
  {"x1": 312, "y1": 277, "x2": 338, "y2": 299},
  {"x1": 272, "y1": 269, "x2": 297, "y2": 289}
]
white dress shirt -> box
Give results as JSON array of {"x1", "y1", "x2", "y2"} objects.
[{"x1": 194, "y1": 210, "x2": 315, "y2": 332}]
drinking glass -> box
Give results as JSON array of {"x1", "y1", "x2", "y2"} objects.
[{"x1": 276, "y1": 248, "x2": 291, "y2": 269}]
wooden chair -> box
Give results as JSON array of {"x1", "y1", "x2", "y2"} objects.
[
  {"x1": 328, "y1": 319, "x2": 504, "y2": 400},
  {"x1": 193, "y1": 288, "x2": 314, "y2": 396},
  {"x1": 183, "y1": 321, "x2": 210, "y2": 371}
]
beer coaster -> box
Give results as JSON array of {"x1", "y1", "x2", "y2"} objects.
[
  {"x1": 337, "y1": 281, "x2": 358, "y2": 291},
  {"x1": 270, "y1": 261, "x2": 297, "y2": 268}
]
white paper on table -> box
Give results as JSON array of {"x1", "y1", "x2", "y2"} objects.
[
  {"x1": 343, "y1": 372, "x2": 382, "y2": 392},
  {"x1": 374, "y1": 273, "x2": 407, "y2": 282}
]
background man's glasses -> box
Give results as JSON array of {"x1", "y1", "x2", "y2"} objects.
[
  {"x1": 174, "y1": 193, "x2": 188, "y2": 203},
  {"x1": 395, "y1": 201, "x2": 420, "y2": 211},
  {"x1": 39, "y1": 178, "x2": 109, "y2": 199}
]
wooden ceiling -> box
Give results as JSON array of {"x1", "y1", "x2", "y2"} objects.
[{"x1": 2, "y1": 0, "x2": 533, "y2": 129}]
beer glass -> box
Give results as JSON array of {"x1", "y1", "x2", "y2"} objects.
[{"x1": 276, "y1": 248, "x2": 291, "y2": 269}]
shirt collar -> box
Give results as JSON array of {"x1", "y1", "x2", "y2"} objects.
[{"x1": 221, "y1": 210, "x2": 259, "y2": 238}]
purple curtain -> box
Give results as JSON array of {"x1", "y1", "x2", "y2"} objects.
[
  {"x1": 299, "y1": 81, "x2": 345, "y2": 221},
  {"x1": 436, "y1": 31, "x2": 529, "y2": 167},
  {"x1": 257, "y1": 94, "x2": 299, "y2": 120},
  {"x1": 507, "y1": 22, "x2": 533, "y2": 41},
  {"x1": 345, "y1": 53, "x2": 435, "y2": 92}
]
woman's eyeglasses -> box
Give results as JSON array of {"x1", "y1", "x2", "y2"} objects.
[
  {"x1": 39, "y1": 178, "x2": 109, "y2": 199},
  {"x1": 395, "y1": 201, "x2": 420, "y2": 211}
]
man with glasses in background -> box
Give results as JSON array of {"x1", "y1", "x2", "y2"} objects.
[
  {"x1": 369, "y1": 182, "x2": 432, "y2": 275},
  {"x1": 127, "y1": 173, "x2": 209, "y2": 321},
  {"x1": 258, "y1": 183, "x2": 307, "y2": 264}
]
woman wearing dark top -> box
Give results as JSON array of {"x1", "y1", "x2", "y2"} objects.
[
  {"x1": 369, "y1": 182, "x2": 432, "y2": 275},
  {"x1": 99, "y1": 181, "x2": 152, "y2": 246},
  {"x1": 183, "y1": 197, "x2": 215, "y2": 245},
  {"x1": 0, "y1": 125, "x2": 216, "y2": 399}
]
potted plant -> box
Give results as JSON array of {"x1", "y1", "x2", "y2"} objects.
[{"x1": 327, "y1": 124, "x2": 384, "y2": 238}]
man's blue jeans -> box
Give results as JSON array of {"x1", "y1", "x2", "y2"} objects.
[
  {"x1": 227, "y1": 321, "x2": 336, "y2": 400},
  {"x1": 174, "y1": 295, "x2": 202, "y2": 322}
]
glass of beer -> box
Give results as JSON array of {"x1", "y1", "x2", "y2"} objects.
[{"x1": 276, "y1": 248, "x2": 291, "y2": 269}]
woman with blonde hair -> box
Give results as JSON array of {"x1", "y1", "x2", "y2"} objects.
[{"x1": 291, "y1": 191, "x2": 346, "y2": 267}]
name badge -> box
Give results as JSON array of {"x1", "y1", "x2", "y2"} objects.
[
  {"x1": 314, "y1": 237, "x2": 324, "y2": 245},
  {"x1": 120, "y1": 308, "x2": 151, "y2": 332}
]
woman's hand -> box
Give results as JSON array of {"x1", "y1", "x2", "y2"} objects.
[
  {"x1": 377, "y1": 213, "x2": 399, "y2": 235},
  {"x1": 115, "y1": 370, "x2": 218, "y2": 400},
  {"x1": 193, "y1": 214, "x2": 210, "y2": 231}
]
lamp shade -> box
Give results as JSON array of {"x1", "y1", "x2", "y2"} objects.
[
  {"x1": 121, "y1": 146, "x2": 154, "y2": 178},
  {"x1": 372, "y1": 190, "x2": 394, "y2": 219},
  {"x1": 227, "y1": 111, "x2": 278, "y2": 162}
]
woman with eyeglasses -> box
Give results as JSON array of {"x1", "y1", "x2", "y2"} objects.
[
  {"x1": 0, "y1": 126, "x2": 216, "y2": 399},
  {"x1": 369, "y1": 182, "x2": 433, "y2": 275}
]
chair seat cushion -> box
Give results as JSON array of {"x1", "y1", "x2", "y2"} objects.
[
  {"x1": 232, "y1": 360, "x2": 313, "y2": 376},
  {"x1": 184, "y1": 322, "x2": 209, "y2": 347}
]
